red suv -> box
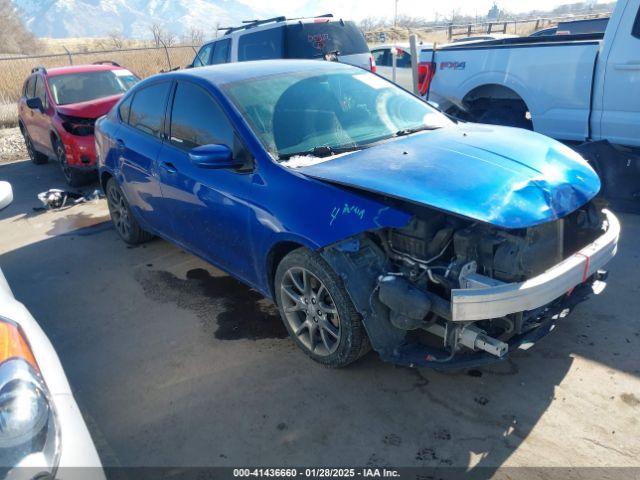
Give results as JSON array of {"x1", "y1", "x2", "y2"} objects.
[{"x1": 18, "y1": 63, "x2": 138, "y2": 186}]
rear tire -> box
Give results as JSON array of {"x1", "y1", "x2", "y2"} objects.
[
  {"x1": 476, "y1": 105, "x2": 532, "y2": 130},
  {"x1": 22, "y1": 129, "x2": 48, "y2": 164},
  {"x1": 105, "y1": 177, "x2": 153, "y2": 245},
  {"x1": 275, "y1": 248, "x2": 370, "y2": 368}
]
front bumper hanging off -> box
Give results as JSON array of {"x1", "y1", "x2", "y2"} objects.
[
  {"x1": 386, "y1": 209, "x2": 620, "y2": 368},
  {"x1": 451, "y1": 209, "x2": 619, "y2": 321}
]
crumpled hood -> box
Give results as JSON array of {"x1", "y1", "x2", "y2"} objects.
[
  {"x1": 296, "y1": 124, "x2": 600, "y2": 229},
  {"x1": 56, "y1": 94, "x2": 122, "y2": 119}
]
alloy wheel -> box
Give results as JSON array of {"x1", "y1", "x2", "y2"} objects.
[
  {"x1": 107, "y1": 184, "x2": 131, "y2": 239},
  {"x1": 280, "y1": 267, "x2": 341, "y2": 356}
]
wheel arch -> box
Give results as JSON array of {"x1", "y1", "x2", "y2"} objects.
[
  {"x1": 49, "y1": 129, "x2": 62, "y2": 151},
  {"x1": 462, "y1": 83, "x2": 533, "y2": 128},
  {"x1": 265, "y1": 240, "x2": 307, "y2": 300},
  {"x1": 100, "y1": 170, "x2": 113, "y2": 193},
  {"x1": 462, "y1": 83, "x2": 527, "y2": 105}
]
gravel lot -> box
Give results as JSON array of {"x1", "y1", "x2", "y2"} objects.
[{"x1": 0, "y1": 127, "x2": 27, "y2": 164}]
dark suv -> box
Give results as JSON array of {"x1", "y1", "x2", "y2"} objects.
[
  {"x1": 18, "y1": 63, "x2": 138, "y2": 186},
  {"x1": 191, "y1": 14, "x2": 376, "y2": 73}
]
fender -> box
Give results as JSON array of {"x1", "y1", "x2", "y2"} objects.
[{"x1": 251, "y1": 164, "x2": 412, "y2": 296}]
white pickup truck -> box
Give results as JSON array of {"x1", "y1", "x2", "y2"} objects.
[{"x1": 421, "y1": 0, "x2": 640, "y2": 209}]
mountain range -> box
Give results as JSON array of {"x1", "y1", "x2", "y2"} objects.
[{"x1": 12, "y1": 0, "x2": 256, "y2": 38}]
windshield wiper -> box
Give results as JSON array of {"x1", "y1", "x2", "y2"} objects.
[
  {"x1": 279, "y1": 144, "x2": 362, "y2": 161},
  {"x1": 395, "y1": 125, "x2": 442, "y2": 137}
]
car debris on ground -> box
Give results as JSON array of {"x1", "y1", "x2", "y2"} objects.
[{"x1": 36, "y1": 188, "x2": 103, "y2": 211}]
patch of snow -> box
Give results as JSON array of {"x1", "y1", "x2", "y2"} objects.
[{"x1": 280, "y1": 150, "x2": 355, "y2": 169}]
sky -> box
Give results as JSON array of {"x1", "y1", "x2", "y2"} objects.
[{"x1": 235, "y1": 0, "x2": 608, "y2": 22}]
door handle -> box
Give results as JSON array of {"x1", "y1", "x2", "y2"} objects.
[
  {"x1": 160, "y1": 161, "x2": 177, "y2": 174},
  {"x1": 615, "y1": 63, "x2": 640, "y2": 71},
  {"x1": 115, "y1": 139, "x2": 125, "y2": 151}
]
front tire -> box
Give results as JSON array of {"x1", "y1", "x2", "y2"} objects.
[
  {"x1": 105, "y1": 177, "x2": 153, "y2": 245},
  {"x1": 54, "y1": 138, "x2": 91, "y2": 187},
  {"x1": 275, "y1": 248, "x2": 370, "y2": 368}
]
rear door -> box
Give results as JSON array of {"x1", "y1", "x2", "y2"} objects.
[
  {"x1": 19, "y1": 75, "x2": 37, "y2": 139},
  {"x1": 117, "y1": 80, "x2": 172, "y2": 233},
  {"x1": 237, "y1": 27, "x2": 284, "y2": 61},
  {"x1": 595, "y1": 2, "x2": 640, "y2": 147},
  {"x1": 157, "y1": 80, "x2": 256, "y2": 279}
]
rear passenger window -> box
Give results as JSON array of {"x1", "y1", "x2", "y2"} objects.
[
  {"x1": 193, "y1": 43, "x2": 213, "y2": 67},
  {"x1": 118, "y1": 95, "x2": 133, "y2": 123},
  {"x1": 128, "y1": 82, "x2": 171, "y2": 138},
  {"x1": 211, "y1": 39, "x2": 231, "y2": 64},
  {"x1": 238, "y1": 28, "x2": 284, "y2": 61}
]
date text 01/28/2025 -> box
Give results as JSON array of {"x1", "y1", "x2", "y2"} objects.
[{"x1": 232, "y1": 468, "x2": 400, "y2": 477}]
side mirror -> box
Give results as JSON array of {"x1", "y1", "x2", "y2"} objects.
[
  {"x1": 26, "y1": 97, "x2": 44, "y2": 111},
  {"x1": 189, "y1": 144, "x2": 241, "y2": 169},
  {"x1": 0, "y1": 181, "x2": 13, "y2": 211}
]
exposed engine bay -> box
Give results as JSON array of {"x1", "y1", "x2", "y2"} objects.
[{"x1": 322, "y1": 200, "x2": 613, "y2": 366}]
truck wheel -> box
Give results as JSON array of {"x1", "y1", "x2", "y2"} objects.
[
  {"x1": 275, "y1": 248, "x2": 370, "y2": 368},
  {"x1": 22, "y1": 130, "x2": 48, "y2": 165},
  {"x1": 105, "y1": 177, "x2": 153, "y2": 245},
  {"x1": 477, "y1": 106, "x2": 532, "y2": 130}
]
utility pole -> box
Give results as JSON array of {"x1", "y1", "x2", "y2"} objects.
[{"x1": 394, "y1": 0, "x2": 399, "y2": 27}]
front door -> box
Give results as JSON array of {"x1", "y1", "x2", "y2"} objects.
[
  {"x1": 30, "y1": 75, "x2": 52, "y2": 152},
  {"x1": 371, "y1": 47, "x2": 413, "y2": 90},
  {"x1": 596, "y1": 3, "x2": 640, "y2": 147},
  {"x1": 158, "y1": 80, "x2": 256, "y2": 280}
]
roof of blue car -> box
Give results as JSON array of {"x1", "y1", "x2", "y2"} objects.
[{"x1": 166, "y1": 60, "x2": 355, "y2": 85}]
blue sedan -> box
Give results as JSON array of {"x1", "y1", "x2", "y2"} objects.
[{"x1": 96, "y1": 60, "x2": 618, "y2": 368}]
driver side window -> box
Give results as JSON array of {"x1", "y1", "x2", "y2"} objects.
[
  {"x1": 371, "y1": 49, "x2": 389, "y2": 67},
  {"x1": 34, "y1": 76, "x2": 48, "y2": 109},
  {"x1": 169, "y1": 81, "x2": 252, "y2": 169},
  {"x1": 24, "y1": 76, "x2": 36, "y2": 97}
]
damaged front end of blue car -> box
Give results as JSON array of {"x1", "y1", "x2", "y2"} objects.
[{"x1": 295, "y1": 126, "x2": 620, "y2": 368}]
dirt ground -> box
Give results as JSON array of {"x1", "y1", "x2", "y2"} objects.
[{"x1": 0, "y1": 158, "x2": 639, "y2": 477}]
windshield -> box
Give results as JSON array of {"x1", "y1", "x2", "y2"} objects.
[
  {"x1": 285, "y1": 21, "x2": 369, "y2": 57},
  {"x1": 224, "y1": 68, "x2": 452, "y2": 159},
  {"x1": 48, "y1": 70, "x2": 138, "y2": 105}
]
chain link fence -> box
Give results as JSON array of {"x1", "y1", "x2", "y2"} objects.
[
  {"x1": 0, "y1": 45, "x2": 198, "y2": 127},
  {"x1": 363, "y1": 11, "x2": 611, "y2": 44}
]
